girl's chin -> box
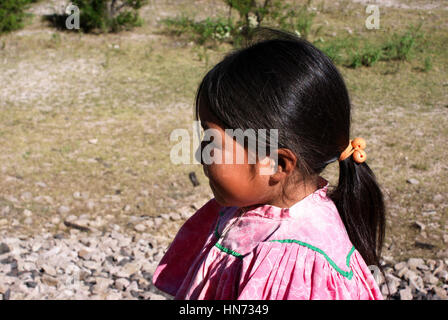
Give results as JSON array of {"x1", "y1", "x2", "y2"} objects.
[{"x1": 208, "y1": 181, "x2": 228, "y2": 206}]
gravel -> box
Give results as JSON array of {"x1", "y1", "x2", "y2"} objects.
[
  {"x1": 0, "y1": 230, "x2": 172, "y2": 300},
  {"x1": 0, "y1": 223, "x2": 446, "y2": 300},
  {"x1": 379, "y1": 258, "x2": 448, "y2": 300}
]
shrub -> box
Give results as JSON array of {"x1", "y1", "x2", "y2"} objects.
[
  {"x1": 319, "y1": 43, "x2": 343, "y2": 64},
  {"x1": 45, "y1": 0, "x2": 147, "y2": 33},
  {"x1": 162, "y1": 14, "x2": 234, "y2": 45},
  {"x1": 423, "y1": 56, "x2": 432, "y2": 72},
  {"x1": 265, "y1": 0, "x2": 316, "y2": 39},
  {"x1": 348, "y1": 45, "x2": 382, "y2": 68},
  {"x1": 161, "y1": 0, "x2": 319, "y2": 47},
  {"x1": 0, "y1": 0, "x2": 31, "y2": 34},
  {"x1": 381, "y1": 24, "x2": 423, "y2": 61}
]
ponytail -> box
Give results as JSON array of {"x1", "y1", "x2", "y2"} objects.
[{"x1": 329, "y1": 157, "x2": 386, "y2": 267}]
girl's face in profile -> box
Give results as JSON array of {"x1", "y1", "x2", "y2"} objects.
[{"x1": 198, "y1": 102, "x2": 273, "y2": 208}]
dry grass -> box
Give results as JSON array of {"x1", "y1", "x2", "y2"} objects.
[{"x1": 0, "y1": 0, "x2": 447, "y2": 260}]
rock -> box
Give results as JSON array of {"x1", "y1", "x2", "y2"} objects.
[
  {"x1": 41, "y1": 275, "x2": 58, "y2": 287},
  {"x1": 51, "y1": 216, "x2": 61, "y2": 225},
  {"x1": 422, "y1": 210, "x2": 437, "y2": 217},
  {"x1": 408, "y1": 258, "x2": 427, "y2": 271},
  {"x1": 432, "y1": 287, "x2": 448, "y2": 300},
  {"x1": 385, "y1": 275, "x2": 401, "y2": 295},
  {"x1": 115, "y1": 278, "x2": 130, "y2": 291},
  {"x1": 423, "y1": 272, "x2": 439, "y2": 285},
  {"x1": 33, "y1": 195, "x2": 54, "y2": 204},
  {"x1": 78, "y1": 249, "x2": 92, "y2": 260},
  {"x1": 412, "y1": 221, "x2": 425, "y2": 232},
  {"x1": 25, "y1": 281, "x2": 37, "y2": 288},
  {"x1": 415, "y1": 241, "x2": 435, "y2": 250},
  {"x1": 435, "y1": 270, "x2": 448, "y2": 282},
  {"x1": 170, "y1": 213, "x2": 181, "y2": 221},
  {"x1": 134, "y1": 224, "x2": 146, "y2": 232},
  {"x1": 406, "y1": 178, "x2": 419, "y2": 185},
  {"x1": 137, "y1": 277, "x2": 149, "y2": 290},
  {"x1": 82, "y1": 260, "x2": 97, "y2": 270},
  {"x1": 144, "y1": 219, "x2": 154, "y2": 229},
  {"x1": 24, "y1": 217, "x2": 33, "y2": 225},
  {"x1": 92, "y1": 277, "x2": 113, "y2": 293},
  {"x1": 23, "y1": 209, "x2": 33, "y2": 217},
  {"x1": 427, "y1": 259, "x2": 437, "y2": 271},
  {"x1": 148, "y1": 293, "x2": 167, "y2": 300},
  {"x1": 21, "y1": 192, "x2": 32, "y2": 202},
  {"x1": 64, "y1": 220, "x2": 90, "y2": 233},
  {"x1": 0, "y1": 243, "x2": 10, "y2": 255},
  {"x1": 126, "y1": 280, "x2": 139, "y2": 293},
  {"x1": 433, "y1": 194, "x2": 443, "y2": 203},
  {"x1": 409, "y1": 275, "x2": 425, "y2": 293},
  {"x1": 3, "y1": 288, "x2": 10, "y2": 300},
  {"x1": 121, "y1": 262, "x2": 141, "y2": 278},
  {"x1": 153, "y1": 217, "x2": 163, "y2": 227},
  {"x1": 41, "y1": 264, "x2": 57, "y2": 277},
  {"x1": 399, "y1": 287, "x2": 413, "y2": 300},
  {"x1": 179, "y1": 207, "x2": 192, "y2": 219},
  {"x1": 73, "y1": 192, "x2": 82, "y2": 199},
  {"x1": 105, "y1": 291, "x2": 123, "y2": 300},
  {"x1": 443, "y1": 234, "x2": 448, "y2": 244},
  {"x1": 402, "y1": 269, "x2": 418, "y2": 281},
  {"x1": 189, "y1": 172, "x2": 199, "y2": 187},
  {"x1": 394, "y1": 262, "x2": 407, "y2": 271},
  {"x1": 88, "y1": 139, "x2": 98, "y2": 145},
  {"x1": 57, "y1": 206, "x2": 70, "y2": 215},
  {"x1": 160, "y1": 213, "x2": 170, "y2": 220},
  {"x1": 35, "y1": 182, "x2": 47, "y2": 188},
  {"x1": 17, "y1": 261, "x2": 36, "y2": 272},
  {"x1": 139, "y1": 190, "x2": 149, "y2": 197},
  {"x1": 86, "y1": 200, "x2": 95, "y2": 211}
]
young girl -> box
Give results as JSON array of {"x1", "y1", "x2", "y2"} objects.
[{"x1": 153, "y1": 28, "x2": 386, "y2": 300}]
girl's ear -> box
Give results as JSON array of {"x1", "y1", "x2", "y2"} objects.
[{"x1": 269, "y1": 148, "x2": 298, "y2": 183}]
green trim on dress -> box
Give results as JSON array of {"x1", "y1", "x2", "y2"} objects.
[
  {"x1": 269, "y1": 239, "x2": 355, "y2": 279},
  {"x1": 213, "y1": 210, "x2": 356, "y2": 280}
]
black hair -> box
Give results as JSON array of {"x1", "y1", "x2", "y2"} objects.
[{"x1": 195, "y1": 28, "x2": 386, "y2": 275}]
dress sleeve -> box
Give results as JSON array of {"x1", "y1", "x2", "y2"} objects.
[
  {"x1": 152, "y1": 198, "x2": 221, "y2": 296},
  {"x1": 237, "y1": 241, "x2": 383, "y2": 300}
]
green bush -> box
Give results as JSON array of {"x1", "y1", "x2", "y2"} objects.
[
  {"x1": 44, "y1": 0, "x2": 146, "y2": 33},
  {"x1": 381, "y1": 24, "x2": 423, "y2": 61},
  {"x1": 0, "y1": 0, "x2": 31, "y2": 34},
  {"x1": 161, "y1": 0, "x2": 319, "y2": 47},
  {"x1": 76, "y1": 0, "x2": 146, "y2": 32},
  {"x1": 348, "y1": 45, "x2": 382, "y2": 68},
  {"x1": 162, "y1": 14, "x2": 234, "y2": 45}
]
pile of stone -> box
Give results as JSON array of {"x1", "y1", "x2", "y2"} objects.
[
  {"x1": 378, "y1": 258, "x2": 448, "y2": 300},
  {"x1": 0, "y1": 230, "x2": 171, "y2": 300},
  {"x1": 0, "y1": 231, "x2": 447, "y2": 300}
]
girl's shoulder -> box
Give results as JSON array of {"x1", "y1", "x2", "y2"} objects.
[{"x1": 216, "y1": 179, "x2": 355, "y2": 274}]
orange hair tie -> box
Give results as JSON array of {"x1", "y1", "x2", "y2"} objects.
[{"x1": 339, "y1": 137, "x2": 367, "y2": 163}]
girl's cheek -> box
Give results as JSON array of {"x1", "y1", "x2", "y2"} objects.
[{"x1": 206, "y1": 163, "x2": 254, "y2": 206}]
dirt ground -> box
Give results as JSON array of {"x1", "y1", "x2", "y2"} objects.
[{"x1": 0, "y1": 0, "x2": 447, "y2": 262}]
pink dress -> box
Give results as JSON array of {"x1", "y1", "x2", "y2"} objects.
[{"x1": 152, "y1": 177, "x2": 383, "y2": 300}]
